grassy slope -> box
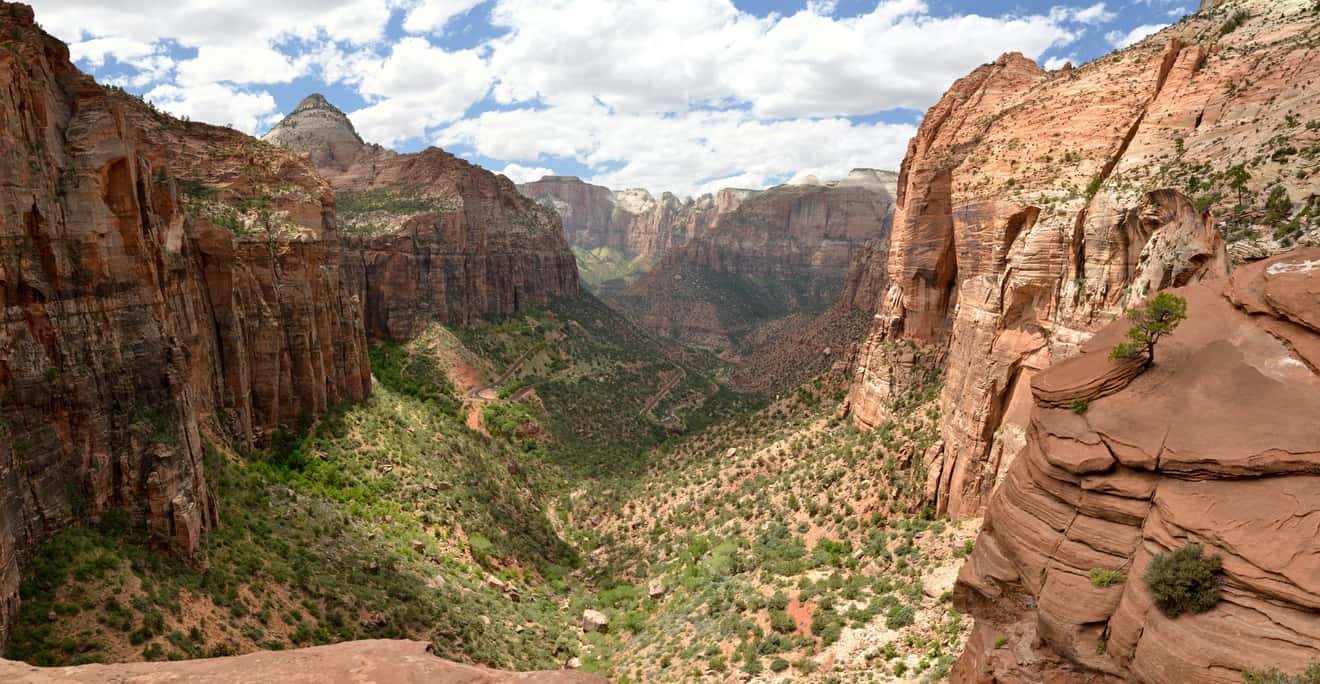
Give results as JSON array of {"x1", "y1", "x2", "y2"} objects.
[{"x1": 571, "y1": 246, "x2": 653, "y2": 297}]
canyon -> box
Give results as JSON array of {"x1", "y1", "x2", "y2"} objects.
[
  {"x1": 1, "y1": 0, "x2": 1318, "y2": 681},
  {"x1": 599, "y1": 170, "x2": 896, "y2": 350}
]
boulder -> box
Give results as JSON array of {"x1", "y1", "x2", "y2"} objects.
[{"x1": 581, "y1": 609, "x2": 610, "y2": 633}]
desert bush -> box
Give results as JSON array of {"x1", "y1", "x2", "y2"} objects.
[{"x1": 1143, "y1": 542, "x2": 1222, "y2": 618}]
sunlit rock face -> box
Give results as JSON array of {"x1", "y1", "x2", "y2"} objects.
[
  {"x1": 847, "y1": 0, "x2": 1318, "y2": 518},
  {"x1": 952, "y1": 249, "x2": 1320, "y2": 683},
  {"x1": 265, "y1": 96, "x2": 582, "y2": 341}
]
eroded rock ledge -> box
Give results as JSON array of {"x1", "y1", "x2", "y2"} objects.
[{"x1": 951, "y1": 249, "x2": 1320, "y2": 683}]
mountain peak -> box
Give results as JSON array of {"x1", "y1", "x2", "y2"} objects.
[
  {"x1": 292, "y1": 93, "x2": 339, "y2": 114},
  {"x1": 262, "y1": 93, "x2": 364, "y2": 170}
]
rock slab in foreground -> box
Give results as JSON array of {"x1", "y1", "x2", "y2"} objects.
[{"x1": 0, "y1": 640, "x2": 607, "y2": 683}]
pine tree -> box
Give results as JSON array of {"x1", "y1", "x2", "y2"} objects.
[{"x1": 1109, "y1": 293, "x2": 1188, "y2": 369}]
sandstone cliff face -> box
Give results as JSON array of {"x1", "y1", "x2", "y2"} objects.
[
  {"x1": 265, "y1": 96, "x2": 580, "y2": 341},
  {"x1": 517, "y1": 176, "x2": 750, "y2": 263},
  {"x1": 952, "y1": 249, "x2": 1320, "y2": 683},
  {"x1": 611, "y1": 170, "x2": 897, "y2": 350},
  {"x1": 848, "y1": 0, "x2": 1318, "y2": 518},
  {"x1": 0, "y1": 4, "x2": 371, "y2": 645}
]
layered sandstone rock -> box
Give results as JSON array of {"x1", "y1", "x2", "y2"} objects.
[
  {"x1": 848, "y1": 0, "x2": 1318, "y2": 518},
  {"x1": 611, "y1": 170, "x2": 898, "y2": 350},
  {"x1": 951, "y1": 249, "x2": 1320, "y2": 683},
  {"x1": 265, "y1": 96, "x2": 580, "y2": 340},
  {"x1": 517, "y1": 176, "x2": 752, "y2": 263},
  {"x1": 0, "y1": 639, "x2": 607, "y2": 683},
  {"x1": 0, "y1": 3, "x2": 370, "y2": 645}
]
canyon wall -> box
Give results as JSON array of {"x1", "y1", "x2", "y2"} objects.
[
  {"x1": 952, "y1": 249, "x2": 1320, "y2": 683},
  {"x1": 611, "y1": 170, "x2": 898, "y2": 350},
  {"x1": 0, "y1": 7, "x2": 582, "y2": 647},
  {"x1": 0, "y1": 2, "x2": 373, "y2": 644},
  {"x1": 848, "y1": 0, "x2": 1319, "y2": 518},
  {"x1": 265, "y1": 96, "x2": 581, "y2": 341},
  {"x1": 518, "y1": 176, "x2": 746, "y2": 261}
]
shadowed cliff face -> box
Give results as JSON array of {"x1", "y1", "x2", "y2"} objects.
[
  {"x1": 264, "y1": 96, "x2": 581, "y2": 341},
  {"x1": 952, "y1": 249, "x2": 1320, "y2": 683},
  {"x1": 0, "y1": 3, "x2": 372, "y2": 644},
  {"x1": 847, "y1": 0, "x2": 1320, "y2": 519}
]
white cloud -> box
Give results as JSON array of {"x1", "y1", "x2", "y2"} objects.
[
  {"x1": 346, "y1": 38, "x2": 491, "y2": 145},
  {"x1": 36, "y1": 0, "x2": 1157, "y2": 195},
  {"x1": 1043, "y1": 54, "x2": 1077, "y2": 70},
  {"x1": 499, "y1": 163, "x2": 555, "y2": 183},
  {"x1": 483, "y1": 0, "x2": 1076, "y2": 119},
  {"x1": 1069, "y1": 3, "x2": 1117, "y2": 25},
  {"x1": 68, "y1": 36, "x2": 156, "y2": 67},
  {"x1": 436, "y1": 98, "x2": 916, "y2": 197},
  {"x1": 36, "y1": 0, "x2": 398, "y2": 50},
  {"x1": 144, "y1": 83, "x2": 281, "y2": 134},
  {"x1": 402, "y1": 0, "x2": 488, "y2": 34},
  {"x1": 176, "y1": 45, "x2": 304, "y2": 86},
  {"x1": 1106, "y1": 23, "x2": 1169, "y2": 48}
]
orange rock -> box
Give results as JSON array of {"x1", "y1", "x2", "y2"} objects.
[
  {"x1": 952, "y1": 249, "x2": 1320, "y2": 683},
  {"x1": 0, "y1": 640, "x2": 606, "y2": 683},
  {"x1": 846, "y1": 0, "x2": 1320, "y2": 518}
]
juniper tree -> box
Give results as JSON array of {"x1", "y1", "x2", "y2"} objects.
[{"x1": 1109, "y1": 292, "x2": 1187, "y2": 370}]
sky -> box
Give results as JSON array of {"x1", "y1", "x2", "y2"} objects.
[{"x1": 32, "y1": 0, "x2": 1193, "y2": 196}]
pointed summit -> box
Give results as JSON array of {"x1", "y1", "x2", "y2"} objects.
[{"x1": 263, "y1": 93, "x2": 364, "y2": 171}]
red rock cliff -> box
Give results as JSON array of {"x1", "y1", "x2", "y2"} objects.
[
  {"x1": 848, "y1": 0, "x2": 1319, "y2": 518},
  {"x1": 611, "y1": 171, "x2": 897, "y2": 349},
  {"x1": 517, "y1": 176, "x2": 747, "y2": 262},
  {"x1": 952, "y1": 248, "x2": 1320, "y2": 683},
  {"x1": 265, "y1": 97, "x2": 581, "y2": 341},
  {"x1": 0, "y1": 3, "x2": 370, "y2": 645}
]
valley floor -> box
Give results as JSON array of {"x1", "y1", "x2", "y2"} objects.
[{"x1": 6, "y1": 297, "x2": 976, "y2": 682}]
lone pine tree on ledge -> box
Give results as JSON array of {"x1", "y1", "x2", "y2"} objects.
[{"x1": 1110, "y1": 292, "x2": 1188, "y2": 370}]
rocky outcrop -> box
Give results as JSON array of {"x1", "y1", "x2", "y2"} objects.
[
  {"x1": 848, "y1": 0, "x2": 1318, "y2": 518},
  {"x1": 265, "y1": 97, "x2": 580, "y2": 340},
  {"x1": 0, "y1": 639, "x2": 608, "y2": 683},
  {"x1": 0, "y1": 3, "x2": 372, "y2": 646},
  {"x1": 611, "y1": 170, "x2": 898, "y2": 350},
  {"x1": 951, "y1": 249, "x2": 1320, "y2": 683},
  {"x1": 261, "y1": 94, "x2": 364, "y2": 172}
]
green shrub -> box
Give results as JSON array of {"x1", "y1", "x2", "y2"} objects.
[
  {"x1": 1089, "y1": 568, "x2": 1125, "y2": 588},
  {"x1": 1143, "y1": 543, "x2": 1222, "y2": 618},
  {"x1": 885, "y1": 604, "x2": 915, "y2": 630},
  {"x1": 1070, "y1": 399, "x2": 1089, "y2": 415},
  {"x1": 1243, "y1": 662, "x2": 1320, "y2": 684},
  {"x1": 1220, "y1": 10, "x2": 1248, "y2": 36},
  {"x1": 769, "y1": 609, "x2": 795, "y2": 634},
  {"x1": 769, "y1": 658, "x2": 790, "y2": 673}
]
